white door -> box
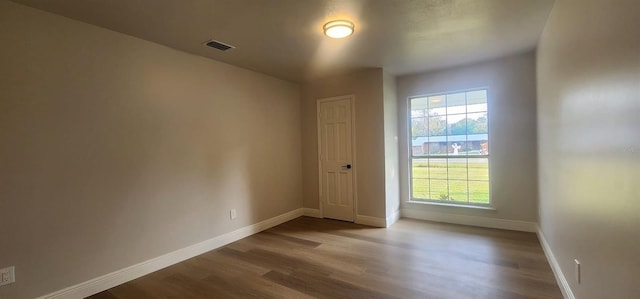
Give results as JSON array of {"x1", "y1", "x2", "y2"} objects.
[{"x1": 318, "y1": 96, "x2": 355, "y2": 222}]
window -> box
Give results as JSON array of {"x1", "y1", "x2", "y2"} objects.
[{"x1": 409, "y1": 89, "x2": 490, "y2": 205}]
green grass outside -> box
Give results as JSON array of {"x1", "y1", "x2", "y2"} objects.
[{"x1": 412, "y1": 160, "x2": 490, "y2": 204}]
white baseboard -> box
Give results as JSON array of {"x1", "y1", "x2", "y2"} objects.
[
  {"x1": 400, "y1": 208, "x2": 537, "y2": 232},
  {"x1": 537, "y1": 227, "x2": 575, "y2": 299},
  {"x1": 386, "y1": 209, "x2": 400, "y2": 227},
  {"x1": 302, "y1": 208, "x2": 322, "y2": 218},
  {"x1": 355, "y1": 214, "x2": 386, "y2": 228},
  {"x1": 38, "y1": 208, "x2": 305, "y2": 299}
]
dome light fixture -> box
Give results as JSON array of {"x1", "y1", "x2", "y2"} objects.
[{"x1": 323, "y1": 20, "x2": 355, "y2": 39}]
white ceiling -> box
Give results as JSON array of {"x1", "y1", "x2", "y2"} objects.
[{"x1": 11, "y1": 0, "x2": 555, "y2": 82}]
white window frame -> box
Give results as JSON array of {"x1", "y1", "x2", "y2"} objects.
[{"x1": 407, "y1": 88, "x2": 491, "y2": 207}]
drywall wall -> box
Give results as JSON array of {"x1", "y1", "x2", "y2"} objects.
[
  {"x1": 397, "y1": 51, "x2": 539, "y2": 222},
  {"x1": 537, "y1": 0, "x2": 640, "y2": 298},
  {"x1": 301, "y1": 69, "x2": 387, "y2": 219},
  {"x1": 383, "y1": 72, "x2": 400, "y2": 221},
  {"x1": 0, "y1": 1, "x2": 302, "y2": 298}
]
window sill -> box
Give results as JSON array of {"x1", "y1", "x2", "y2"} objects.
[{"x1": 406, "y1": 200, "x2": 496, "y2": 211}]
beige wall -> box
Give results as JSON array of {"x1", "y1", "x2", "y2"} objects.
[
  {"x1": 0, "y1": 1, "x2": 302, "y2": 298},
  {"x1": 397, "y1": 52, "x2": 539, "y2": 222},
  {"x1": 301, "y1": 69, "x2": 386, "y2": 219},
  {"x1": 537, "y1": 0, "x2": 640, "y2": 298},
  {"x1": 383, "y1": 72, "x2": 400, "y2": 218}
]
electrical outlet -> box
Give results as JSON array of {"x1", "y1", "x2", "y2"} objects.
[
  {"x1": 0, "y1": 266, "x2": 15, "y2": 286},
  {"x1": 574, "y1": 259, "x2": 581, "y2": 284},
  {"x1": 230, "y1": 209, "x2": 237, "y2": 220}
]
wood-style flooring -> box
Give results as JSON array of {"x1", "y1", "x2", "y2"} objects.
[{"x1": 88, "y1": 217, "x2": 563, "y2": 299}]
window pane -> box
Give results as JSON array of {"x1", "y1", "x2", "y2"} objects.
[
  {"x1": 411, "y1": 97, "x2": 428, "y2": 113},
  {"x1": 428, "y1": 95, "x2": 446, "y2": 116},
  {"x1": 412, "y1": 139, "x2": 428, "y2": 156},
  {"x1": 446, "y1": 92, "x2": 466, "y2": 114},
  {"x1": 426, "y1": 141, "x2": 447, "y2": 155},
  {"x1": 467, "y1": 103, "x2": 487, "y2": 113},
  {"x1": 469, "y1": 180, "x2": 490, "y2": 204},
  {"x1": 430, "y1": 179, "x2": 449, "y2": 201},
  {"x1": 429, "y1": 158, "x2": 448, "y2": 179},
  {"x1": 448, "y1": 158, "x2": 468, "y2": 181},
  {"x1": 428, "y1": 95, "x2": 446, "y2": 109},
  {"x1": 468, "y1": 158, "x2": 489, "y2": 180},
  {"x1": 467, "y1": 112, "x2": 488, "y2": 134},
  {"x1": 464, "y1": 139, "x2": 488, "y2": 155},
  {"x1": 466, "y1": 90, "x2": 487, "y2": 105},
  {"x1": 411, "y1": 117, "x2": 428, "y2": 138},
  {"x1": 428, "y1": 116, "x2": 446, "y2": 136},
  {"x1": 452, "y1": 141, "x2": 469, "y2": 156},
  {"x1": 447, "y1": 141, "x2": 467, "y2": 155},
  {"x1": 481, "y1": 141, "x2": 489, "y2": 155},
  {"x1": 412, "y1": 160, "x2": 429, "y2": 179},
  {"x1": 449, "y1": 180, "x2": 469, "y2": 202},
  {"x1": 412, "y1": 178, "x2": 429, "y2": 199},
  {"x1": 447, "y1": 114, "x2": 466, "y2": 136}
]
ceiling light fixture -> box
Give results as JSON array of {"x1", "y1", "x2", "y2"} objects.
[{"x1": 323, "y1": 20, "x2": 354, "y2": 39}]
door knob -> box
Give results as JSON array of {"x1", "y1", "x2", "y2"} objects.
[{"x1": 342, "y1": 164, "x2": 352, "y2": 169}]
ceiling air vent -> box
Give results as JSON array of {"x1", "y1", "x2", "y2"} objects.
[{"x1": 203, "y1": 39, "x2": 235, "y2": 51}]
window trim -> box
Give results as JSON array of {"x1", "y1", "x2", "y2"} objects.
[{"x1": 407, "y1": 87, "x2": 492, "y2": 207}]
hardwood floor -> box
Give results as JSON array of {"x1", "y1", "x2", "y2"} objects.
[{"x1": 88, "y1": 217, "x2": 563, "y2": 299}]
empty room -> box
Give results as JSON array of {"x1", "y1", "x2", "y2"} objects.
[{"x1": 1, "y1": 0, "x2": 638, "y2": 298}]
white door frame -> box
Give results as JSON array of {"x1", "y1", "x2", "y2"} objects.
[{"x1": 317, "y1": 95, "x2": 357, "y2": 220}]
